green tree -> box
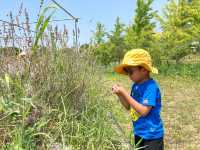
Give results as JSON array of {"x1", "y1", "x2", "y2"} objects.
[
  {"x1": 188, "y1": 0, "x2": 200, "y2": 53},
  {"x1": 90, "y1": 22, "x2": 110, "y2": 65},
  {"x1": 91, "y1": 18, "x2": 126, "y2": 65},
  {"x1": 91, "y1": 22, "x2": 107, "y2": 45},
  {"x1": 125, "y1": 0, "x2": 156, "y2": 49},
  {"x1": 108, "y1": 17, "x2": 126, "y2": 63},
  {"x1": 158, "y1": 0, "x2": 200, "y2": 63}
]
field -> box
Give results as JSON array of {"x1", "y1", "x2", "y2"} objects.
[
  {"x1": 0, "y1": 48, "x2": 200, "y2": 149},
  {"x1": 105, "y1": 66, "x2": 200, "y2": 150},
  {"x1": 0, "y1": 0, "x2": 200, "y2": 149}
]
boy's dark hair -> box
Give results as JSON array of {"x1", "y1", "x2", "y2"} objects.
[
  {"x1": 123, "y1": 66, "x2": 150, "y2": 75},
  {"x1": 123, "y1": 66, "x2": 143, "y2": 72}
]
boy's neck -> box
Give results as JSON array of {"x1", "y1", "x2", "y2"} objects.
[{"x1": 136, "y1": 76, "x2": 151, "y2": 84}]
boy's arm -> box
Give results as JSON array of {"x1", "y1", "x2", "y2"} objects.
[
  {"x1": 120, "y1": 92, "x2": 152, "y2": 117},
  {"x1": 112, "y1": 84, "x2": 130, "y2": 110},
  {"x1": 112, "y1": 84, "x2": 151, "y2": 115},
  {"x1": 116, "y1": 94, "x2": 130, "y2": 110}
]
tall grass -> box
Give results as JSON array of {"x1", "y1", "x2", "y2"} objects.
[
  {"x1": 0, "y1": 46, "x2": 124, "y2": 149},
  {"x1": 0, "y1": 2, "x2": 125, "y2": 149}
]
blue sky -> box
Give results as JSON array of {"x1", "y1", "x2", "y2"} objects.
[{"x1": 0, "y1": 0, "x2": 168, "y2": 45}]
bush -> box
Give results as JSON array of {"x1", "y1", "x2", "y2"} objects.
[
  {"x1": 158, "y1": 62, "x2": 200, "y2": 80},
  {"x1": 0, "y1": 48, "x2": 121, "y2": 149}
]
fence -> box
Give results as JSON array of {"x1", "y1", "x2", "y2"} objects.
[{"x1": 0, "y1": 0, "x2": 80, "y2": 53}]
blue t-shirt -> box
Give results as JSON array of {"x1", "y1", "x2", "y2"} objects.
[{"x1": 130, "y1": 79, "x2": 164, "y2": 139}]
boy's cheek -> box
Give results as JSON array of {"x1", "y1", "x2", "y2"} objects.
[
  {"x1": 128, "y1": 75, "x2": 134, "y2": 81},
  {"x1": 131, "y1": 74, "x2": 141, "y2": 82},
  {"x1": 129, "y1": 75, "x2": 137, "y2": 82}
]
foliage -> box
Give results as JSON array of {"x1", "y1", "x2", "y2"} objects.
[
  {"x1": 125, "y1": 0, "x2": 156, "y2": 50},
  {"x1": 91, "y1": 0, "x2": 200, "y2": 65}
]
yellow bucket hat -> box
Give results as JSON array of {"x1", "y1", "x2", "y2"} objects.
[{"x1": 113, "y1": 49, "x2": 158, "y2": 75}]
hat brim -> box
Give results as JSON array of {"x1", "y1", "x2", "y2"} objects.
[
  {"x1": 113, "y1": 64, "x2": 139, "y2": 75},
  {"x1": 113, "y1": 64, "x2": 158, "y2": 75}
]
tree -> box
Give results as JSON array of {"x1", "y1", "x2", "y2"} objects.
[
  {"x1": 91, "y1": 22, "x2": 107, "y2": 45},
  {"x1": 91, "y1": 18, "x2": 126, "y2": 65},
  {"x1": 108, "y1": 17, "x2": 126, "y2": 63},
  {"x1": 158, "y1": 0, "x2": 200, "y2": 63},
  {"x1": 125, "y1": 0, "x2": 156, "y2": 50},
  {"x1": 187, "y1": 0, "x2": 200, "y2": 53},
  {"x1": 90, "y1": 22, "x2": 110, "y2": 65}
]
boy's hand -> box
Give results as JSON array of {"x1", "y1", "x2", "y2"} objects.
[{"x1": 112, "y1": 84, "x2": 127, "y2": 95}]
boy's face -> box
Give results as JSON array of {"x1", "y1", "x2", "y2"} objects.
[{"x1": 123, "y1": 66, "x2": 149, "y2": 83}]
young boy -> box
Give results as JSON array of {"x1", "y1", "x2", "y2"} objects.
[{"x1": 112, "y1": 49, "x2": 164, "y2": 150}]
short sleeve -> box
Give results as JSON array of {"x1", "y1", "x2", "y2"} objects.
[
  {"x1": 130, "y1": 83, "x2": 135, "y2": 97},
  {"x1": 142, "y1": 84, "x2": 157, "y2": 107}
]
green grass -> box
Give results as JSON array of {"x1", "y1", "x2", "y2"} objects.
[
  {"x1": 158, "y1": 63, "x2": 200, "y2": 80},
  {"x1": 0, "y1": 49, "x2": 125, "y2": 150},
  {"x1": 1, "y1": 51, "x2": 199, "y2": 149}
]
